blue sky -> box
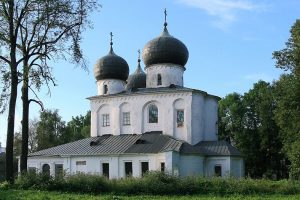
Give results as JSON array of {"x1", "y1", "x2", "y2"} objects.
[{"x1": 0, "y1": 0, "x2": 299, "y2": 146}]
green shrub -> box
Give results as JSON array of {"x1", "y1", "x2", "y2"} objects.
[
  {"x1": 13, "y1": 172, "x2": 300, "y2": 195},
  {"x1": 63, "y1": 173, "x2": 111, "y2": 193},
  {"x1": 0, "y1": 181, "x2": 10, "y2": 190}
]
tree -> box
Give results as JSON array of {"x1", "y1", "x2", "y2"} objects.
[
  {"x1": 13, "y1": 132, "x2": 22, "y2": 156},
  {"x1": 0, "y1": 0, "x2": 98, "y2": 180},
  {"x1": 0, "y1": 152, "x2": 5, "y2": 182},
  {"x1": 63, "y1": 111, "x2": 91, "y2": 143},
  {"x1": 28, "y1": 118, "x2": 38, "y2": 153},
  {"x1": 273, "y1": 20, "x2": 300, "y2": 75},
  {"x1": 218, "y1": 92, "x2": 244, "y2": 144},
  {"x1": 273, "y1": 20, "x2": 300, "y2": 178},
  {"x1": 36, "y1": 109, "x2": 66, "y2": 150},
  {"x1": 218, "y1": 81, "x2": 285, "y2": 178},
  {"x1": 243, "y1": 81, "x2": 284, "y2": 178},
  {"x1": 0, "y1": 0, "x2": 21, "y2": 183}
]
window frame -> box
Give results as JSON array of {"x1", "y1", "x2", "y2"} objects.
[
  {"x1": 176, "y1": 110, "x2": 184, "y2": 127},
  {"x1": 104, "y1": 85, "x2": 108, "y2": 94},
  {"x1": 102, "y1": 114, "x2": 110, "y2": 127},
  {"x1": 160, "y1": 162, "x2": 165, "y2": 172},
  {"x1": 122, "y1": 112, "x2": 130, "y2": 126},
  {"x1": 124, "y1": 161, "x2": 133, "y2": 177},
  {"x1": 28, "y1": 167, "x2": 37, "y2": 174},
  {"x1": 42, "y1": 164, "x2": 50, "y2": 176},
  {"x1": 141, "y1": 161, "x2": 149, "y2": 176},
  {"x1": 214, "y1": 165, "x2": 222, "y2": 177},
  {"x1": 55, "y1": 164, "x2": 63, "y2": 178},
  {"x1": 102, "y1": 162, "x2": 109, "y2": 178},
  {"x1": 157, "y1": 74, "x2": 162, "y2": 86},
  {"x1": 148, "y1": 104, "x2": 158, "y2": 123}
]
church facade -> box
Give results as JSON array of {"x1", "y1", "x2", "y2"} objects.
[{"x1": 26, "y1": 13, "x2": 244, "y2": 179}]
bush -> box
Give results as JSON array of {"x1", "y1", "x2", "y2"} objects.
[
  {"x1": 13, "y1": 172, "x2": 300, "y2": 195},
  {"x1": 0, "y1": 181, "x2": 10, "y2": 190}
]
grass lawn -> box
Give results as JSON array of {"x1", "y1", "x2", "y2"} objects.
[{"x1": 0, "y1": 189, "x2": 300, "y2": 200}]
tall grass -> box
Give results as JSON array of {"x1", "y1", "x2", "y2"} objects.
[{"x1": 11, "y1": 172, "x2": 300, "y2": 195}]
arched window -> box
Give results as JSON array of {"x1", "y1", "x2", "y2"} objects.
[
  {"x1": 104, "y1": 85, "x2": 108, "y2": 94},
  {"x1": 149, "y1": 105, "x2": 158, "y2": 123},
  {"x1": 42, "y1": 164, "x2": 50, "y2": 176},
  {"x1": 157, "y1": 74, "x2": 162, "y2": 86}
]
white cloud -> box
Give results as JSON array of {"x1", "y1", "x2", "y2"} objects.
[{"x1": 177, "y1": 0, "x2": 263, "y2": 30}]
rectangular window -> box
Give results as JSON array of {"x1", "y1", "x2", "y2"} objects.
[
  {"x1": 157, "y1": 74, "x2": 162, "y2": 86},
  {"x1": 102, "y1": 163, "x2": 109, "y2": 178},
  {"x1": 76, "y1": 161, "x2": 86, "y2": 165},
  {"x1": 102, "y1": 114, "x2": 110, "y2": 127},
  {"x1": 76, "y1": 161, "x2": 86, "y2": 173},
  {"x1": 177, "y1": 110, "x2": 184, "y2": 127},
  {"x1": 160, "y1": 162, "x2": 165, "y2": 172},
  {"x1": 214, "y1": 165, "x2": 222, "y2": 177},
  {"x1": 28, "y1": 167, "x2": 36, "y2": 174},
  {"x1": 125, "y1": 162, "x2": 132, "y2": 177},
  {"x1": 55, "y1": 164, "x2": 63, "y2": 178},
  {"x1": 104, "y1": 85, "x2": 108, "y2": 94},
  {"x1": 149, "y1": 105, "x2": 158, "y2": 123},
  {"x1": 141, "y1": 162, "x2": 149, "y2": 176},
  {"x1": 123, "y1": 112, "x2": 130, "y2": 125}
]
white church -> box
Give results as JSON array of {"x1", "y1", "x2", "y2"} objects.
[{"x1": 26, "y1": 12, "x2": 244, "y2": 179}]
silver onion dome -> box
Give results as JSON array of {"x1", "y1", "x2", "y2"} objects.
[
  {"x1": 94, "y1": 33, "x2": 129, "y2": 81},
  {"x1": 142, "y1": 10, "x2": 189, "y2": 68},
  {"x1": 126, "y1": 51, "x2": 146, "y2": 90}
]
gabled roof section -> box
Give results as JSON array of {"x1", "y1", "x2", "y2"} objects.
[
  {"x1": 125, "y1": 133, "x2": 182, "y2": 154},
  {"x1": 29, "y1": 133, "x2": 241, "y2": 157},
  {"x1": 29, "y1": 133, "x2": 182, "y2": 157},
  {"x1": 184, "y1": 140, "x2": 243, "y2": 156}
]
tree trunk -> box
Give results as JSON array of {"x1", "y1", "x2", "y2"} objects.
[
  {"x1": 20, "y1": 64, "x2": 29, "y2": 173},
  {"x1": 6, "y1": 0, "x2": 17, "y2": 183},
  {"x1": 5, "y1": 65, "x2": 18, "y2": 183}
]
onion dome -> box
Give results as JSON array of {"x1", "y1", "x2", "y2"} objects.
[
  {"x1": 142, "y1": 9, "x2": 189, "y2": 68},
  {"x1": 126, "y1": 50, "x2": 146, "y2": 90},
  {"x1": 94, "y1": 32, "x2": 129, "y2": 81}
]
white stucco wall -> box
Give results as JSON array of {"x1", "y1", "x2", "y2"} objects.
[
  {"x1": 27, "y1": 153, "x2": 169, "y2": 179},
  {"x1": 203, "y1": 96, "x2": 218, "y2": 141},
  {"x1": 90, "y1": 90, "x2": 219, "y2": 144},
  {"x1": 27, "y1": 156, "x2": 66, "y2": 176},
  {"x1": 204, "y1": 156, "x2": 244, "y2": 178},
  {"x1": 90, "y1": 91, "x2": 194, "y2": 143},
  {"x1": 191, "y1": 93, "x2": 218, "y2": 144},
  {"x1": 97, "y1": 79, "x2": 126, "y2": 95},
  {"x1": 27, "y1": 153, "x2": 244, "y2": 179},
  {"x1": 145, "y1": 64, "x2": 184, "y2": 88},
  {"x1": 191, "y1": 94, "x2": 205, "y2": 144},
  {"x1": 179, "y1": 155, "x2": 204, "y2": 177},
  {"x1": 204, "y1": 156, "x2": 231, "y2": 177},
  {"x1": 230, "y1": 157, "x2": 245, "y2": 178}
]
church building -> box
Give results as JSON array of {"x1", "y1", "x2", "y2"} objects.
[{"x1": 26, "y1": 11, "x2": 244, "y2": 179}]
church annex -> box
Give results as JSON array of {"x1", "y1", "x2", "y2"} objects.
[{"x1": 26, "y1": 11, "x2": 244, "y2": 179}]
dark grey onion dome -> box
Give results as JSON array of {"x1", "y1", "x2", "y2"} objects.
[
  {"x1": 94, "y1": 38, "x2": 129, "y2": 81},
  {"x1": 126, "y1": 58, "x2": 146, "y2": 90},
  {"x1": 142, "y1": 26, "x2": 189, "y2": 68}
]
